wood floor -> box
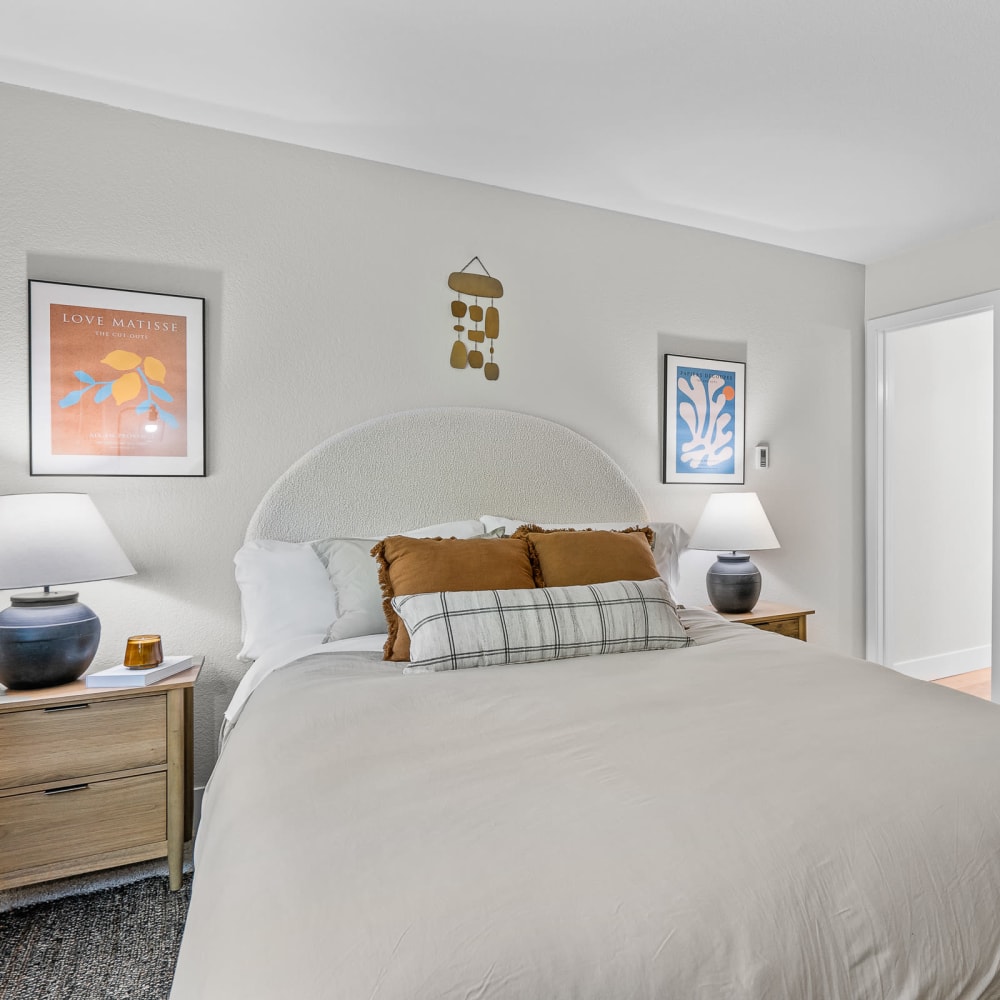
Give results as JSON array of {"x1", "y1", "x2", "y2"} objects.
[{"x1": 931, "y1": 668, "x2": 991, "y2": 701}]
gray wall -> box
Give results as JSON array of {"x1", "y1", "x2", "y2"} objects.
[{"x1": 0, "y1": 84, "x2": 867, "y2": 786}]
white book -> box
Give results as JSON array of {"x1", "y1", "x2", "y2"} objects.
[{"x1": 85, "y1": 655, "x2": 194, "y2": 688}]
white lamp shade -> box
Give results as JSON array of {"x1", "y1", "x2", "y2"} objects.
[
  {"x1": 688, "y1": 492, "x2": 780, "y2": 552},
  {"x1": 0, "y1": 493, "x2": 136, "y2": 591}
]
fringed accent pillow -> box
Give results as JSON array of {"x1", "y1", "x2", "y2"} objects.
[
  {"x1": 395, "y1": 577, "x2": 690, "y2": 672},
  {"x1": 372, "y1": 535, "x2": 536, "y2": 661},
  {"x1": 511, "y1": 525, "x2": 658, "y2": 588}
]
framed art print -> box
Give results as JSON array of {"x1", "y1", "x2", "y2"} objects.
[
  {"x1": 663, "y1": 354, "x2": 745, "y2": 484},
  {"x1": 29, "y1": 281, "x2": 206, "y2": 476}
]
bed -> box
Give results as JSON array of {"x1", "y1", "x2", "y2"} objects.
[{"x1": 171, "y1": 407, "x2": 1000, "y2": 1000}]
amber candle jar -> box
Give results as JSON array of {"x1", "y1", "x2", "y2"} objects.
[{"x1": 123, "y1": 634, "x2": 163, "y2": 669}]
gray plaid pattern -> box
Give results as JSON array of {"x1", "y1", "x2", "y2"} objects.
[{"x1": 394, "y1": 578, "x2": 691, "y2": 672}]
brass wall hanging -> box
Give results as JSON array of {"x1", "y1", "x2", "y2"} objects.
[{"x1": 448, "y1": 257, "x2": 503, "y2": 381}]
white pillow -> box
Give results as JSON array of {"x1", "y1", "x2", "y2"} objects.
[
  {"x1": 234, "y1": 540, "x2": 338, "y2": 662},
  {"x1": 235, "y1": 520, "x2": 487, "y2": 660},
  {"x1": 404, "y1": 519, "x2": 486, "y2": 540},
  {"x1": 646, "y1": 522, "x2": 689, "y2": 597},
  {"x1": 479, "y1": 516, "x2": 644, "y2": 535},
  {"x1": 313, "y1": 519, "x2": 489, "y2": 643},
  {"x1": 311, "y1": 538, "x2": 386, "y2": 641},
  {"x1": 478, "y1": 515, "x2": 689, "y2": 598},
  {"x1": 395, "y1": 578, "x2": 691, "y2": 672}
]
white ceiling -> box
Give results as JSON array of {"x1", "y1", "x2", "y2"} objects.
[{"x1": 2, "y1": 0, "x2": 999, "y2": 264}]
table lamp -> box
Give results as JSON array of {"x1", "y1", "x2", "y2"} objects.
[
  {"x1": 0, "y1": 493, "x2": 136, "y2": 689},
  {"x1": 688, "y1": 492, "x2": 779, "y2": 614}
]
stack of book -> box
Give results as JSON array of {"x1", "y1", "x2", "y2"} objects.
[{"x1": 85, "y1": 655, "x2": 193, "y2": 688}]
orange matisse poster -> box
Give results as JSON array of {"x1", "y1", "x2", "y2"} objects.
[
  {"x1": 49, "y1": 304, "x2": 189, "y2": 458},
  {"x1": 30, "y1": 282, "x2": 205, "y2": 476}
]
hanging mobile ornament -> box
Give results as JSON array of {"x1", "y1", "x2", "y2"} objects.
[
  {"x1": 467, "y1": 302, "x2": 485, "y2": 368},
  {"x1": 449, "y1": 297, "x2": 468, "y2": 368},
  {"x1": 447, "y1": 257, "x2": 503, "y2": 381},
  {"x1": 484, "y1": 303, "x2": 500, "y2": 380}
]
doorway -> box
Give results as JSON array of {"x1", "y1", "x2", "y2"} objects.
[{"x1": 866, "y1": 294, "x2": 999, "y2": 699}]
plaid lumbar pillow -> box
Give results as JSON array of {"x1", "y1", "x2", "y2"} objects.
[{"x1": 393, "y1": 577, "x2": 690, "y2": 672}]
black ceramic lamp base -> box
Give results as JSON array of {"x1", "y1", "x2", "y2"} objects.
[
  {"x1": 0, "y1": 590, "x2": 101, "y2": 689},
  {"x1": 705, "y1": 552, "x2": 761, "y2": 615}
]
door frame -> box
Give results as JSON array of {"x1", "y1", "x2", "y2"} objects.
[{"x1": 866, "y1": 291, "x2": 1000, "y2": 686}]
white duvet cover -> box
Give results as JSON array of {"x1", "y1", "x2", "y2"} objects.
[{"x1": 172, "y1": 613, "x2": 1000, "y2": 999}]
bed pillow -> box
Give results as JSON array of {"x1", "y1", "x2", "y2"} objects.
[
  {"x1": 311, "y1": 519, "x2": 490, "y2": 642},
  {"x1": 234, "y1": 540, "x2": 338, "y2": 662},
  {"x1": 373, "y1": 535, "x2": 537, "y2": 661},
  {"x1": 311, "y1": 538, "x2": 388, "y2": 641},
  {"x1": 645, "y1": 522, "x2": 689, "y2": 598},
  {"x1": 403, "y1": 519, "x2": 487, "y2": 540},
  {"x1": 481, "y1": 516, "x2": 647, "y2": 535},
  {"x1": 481, "y1": 515, "x2": 688, "y2": 597},
  {"x1": 236, "y1": 520, "x2": 486, "y2": 658},
  {"x1": 512, "y1": 525, "x2": 659, "y2": 588},
  {"x1": 395, "y1": 578, "x2": 691, "y2": 672}
]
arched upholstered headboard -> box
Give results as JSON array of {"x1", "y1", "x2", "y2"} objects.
[{"x1": 246, "y1": 407, "x2": 647, "y2": 542}]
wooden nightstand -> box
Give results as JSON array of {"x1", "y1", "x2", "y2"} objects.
[
  {"x1": 0, "y1": 659, "x2": 201, "y2": 892},
  {"x1": 711, "y1": 602, "x2": 814, "y2": 641}
]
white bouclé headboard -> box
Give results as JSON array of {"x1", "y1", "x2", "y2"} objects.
[{"x1": 245, "y1": 407, "x2": 647, "y2": 542}]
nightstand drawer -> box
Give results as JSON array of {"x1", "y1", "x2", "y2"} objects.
[
  {"x1": 754, "y1": 617, "x2": 803, "y2": 639},
  {"x1": 0, "y1": 696, "x2": 166, "y2": 790},
  {"x1": 710, "y1": 603, "x2": 814, "y2": 642},
  {"x1": 0, "y1": 771, "x2": 167, "y2": 875}
]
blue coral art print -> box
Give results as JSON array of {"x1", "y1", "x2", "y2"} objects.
[
  {"x1": 675, "y1": 364, "x2": 736, "y2": 475},
  {"x1": 663, "y1": 354, "x2": 745, "y2": 484}
]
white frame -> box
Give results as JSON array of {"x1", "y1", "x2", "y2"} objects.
[
  {"x1": 865, "y1": 291, "x2": 1000, "y2": 684},
  {"x1": 29, "y1": 280, "x2": 206, "y2": 476}
]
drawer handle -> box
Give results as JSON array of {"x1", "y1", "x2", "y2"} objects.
[
  {"x1": 43, "y1": 703, "x2": 91, "y2": 713},
  {"x1": 44, "y1": 784, "x2": 89, "y2": 795}
]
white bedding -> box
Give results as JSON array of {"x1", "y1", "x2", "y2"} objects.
[
  {"x1": 174, "y1": 613, "x2": 1000, "y2": 999},
  {"x1": 222, "y1": 632, "x2": 388, "y2": 737}
]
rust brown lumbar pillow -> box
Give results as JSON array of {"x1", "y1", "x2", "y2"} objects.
[
  {"x1": 371, "y1": 535, "x2": 537, "y2": 661},
  {"x1": 512, "y1": 525, "x2": 658, "y2": 588}
]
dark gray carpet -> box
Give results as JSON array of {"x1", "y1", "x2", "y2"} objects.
[{"x1": 0, "y1": 874, "x2": 191, "y2": 1000}]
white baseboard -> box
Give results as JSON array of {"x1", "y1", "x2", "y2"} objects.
[{"x1": 892, "y1": 645, "x2": 991, "y2": 681}]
